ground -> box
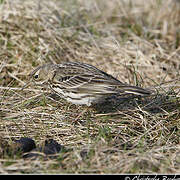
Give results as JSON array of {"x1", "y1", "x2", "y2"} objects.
[{"x1": 0, "y1": 0, "x2": 180, "y2": 174}]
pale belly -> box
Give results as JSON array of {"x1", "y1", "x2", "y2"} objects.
[
  {"x1": 51, "y1": 87, "x2": 97, "y2": 106},
  {"x1": 65, "y1": 96, "x2": 97, "y2": 106}
]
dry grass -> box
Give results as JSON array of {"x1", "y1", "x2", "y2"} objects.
[{"x1": 0, "y1": 0, "x2": 180, "y2": 174}]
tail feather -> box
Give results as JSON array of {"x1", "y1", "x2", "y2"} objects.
[{"x1": 117, "y1": 85, "x2": 152, "y2": 96}]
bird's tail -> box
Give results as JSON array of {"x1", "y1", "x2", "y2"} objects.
[{"x1": 117, "y1": 85, "x2": 152, "y2": 96}]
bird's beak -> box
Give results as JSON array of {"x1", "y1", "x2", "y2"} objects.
[
  {"x1": 21, "y1": 81, "x2": 33, "y2": 90},
  {"x1": 21, "y1": 73, "x2": 34, "y2": 90}
]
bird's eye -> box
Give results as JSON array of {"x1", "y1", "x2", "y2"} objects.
[{"x1": 34, "y1": 74, "x2": 39, "y2": 80}]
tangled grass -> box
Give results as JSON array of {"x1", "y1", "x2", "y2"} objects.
[{"x1": 0, "y1": 0, "x2": 180, "y2": 174}]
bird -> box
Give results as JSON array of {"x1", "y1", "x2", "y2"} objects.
[{"x1": 24, "y1": 62, "x2": 152, "y2": 106}]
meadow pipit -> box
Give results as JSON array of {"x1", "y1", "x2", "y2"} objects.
[{"x1": 24, "y1": 62, "x2": 151, "y2": 106}]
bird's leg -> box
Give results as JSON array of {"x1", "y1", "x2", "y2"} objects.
[{"x1": 73, "y1": 106, "x2": 89, "y2": 124}]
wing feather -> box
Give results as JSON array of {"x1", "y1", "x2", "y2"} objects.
[{"x1": 51, "y1": 62, "x2": 151, "y2": 96}]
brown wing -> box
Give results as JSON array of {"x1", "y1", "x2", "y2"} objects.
[{"x1": 51, "y1": 62, "x2": 151, "y2": 96}]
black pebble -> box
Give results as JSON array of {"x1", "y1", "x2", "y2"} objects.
[
  {"x1": 14, "y1": 137, "x2": 36, "y2": 153},
  {"x1": 40, "y1": 139, "x2": 62, "y2": 155},
  {"x1": 22, "y1": 138, "x2": 63, "y2": 159}
]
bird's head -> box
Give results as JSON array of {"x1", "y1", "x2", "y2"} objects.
[{"x1": 22, "y1": 64, "x2": 55, "y2": 89}]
